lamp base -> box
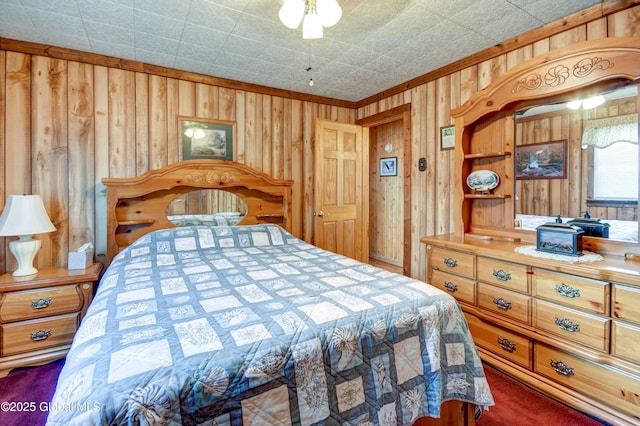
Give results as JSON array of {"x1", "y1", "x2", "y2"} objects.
[{"x1": 9, "y1": 236, "x2": 41, "y2": 276}]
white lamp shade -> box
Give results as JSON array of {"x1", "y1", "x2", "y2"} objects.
[
  {"x1": 279, "y1": 0, "x2": 305, "y2": 29},
  {"x1": 303, "y1": 12, "x2": 323, "y2": 39},
  {"x1": 317, "y1": 0, "x2": 342, "y2": 27},
  {"x1": 0, "y1": 195, "x2": 56, "y2": 237}
]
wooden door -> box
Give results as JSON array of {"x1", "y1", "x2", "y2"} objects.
[{"x1": 314, "y1": 119, "x2": 368, "y2": 262}]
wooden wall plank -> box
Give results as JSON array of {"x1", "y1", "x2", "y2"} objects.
[
  {"x1": 31, "y1": 56, "x2": 68, "y2": 267},
  {"x1": 135, "y1": 72, "x2": 149, "y2": 174},
  {"x1": 149, "y1": 74, "x2": 168, "y2": 170},
  {"x1": 108, "y1": 68, "x2": 136, "y2": 178},
  {"x1": 94, "y1": 66, "x2": 109, "y2": 261},
  {"x1": 67, "y1": 61, "x2": 95, "y2": 253}
]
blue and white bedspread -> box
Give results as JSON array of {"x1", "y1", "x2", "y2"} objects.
[{"x1": 47, "y1": 225, "x2": 493, "y2": 425}]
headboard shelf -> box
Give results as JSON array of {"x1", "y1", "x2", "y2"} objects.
[{"x1": 103, "y1": 160, "x2": 294, "y2": 264}]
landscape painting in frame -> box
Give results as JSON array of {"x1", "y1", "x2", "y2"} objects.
[
  {"x1": 515, "y1": 140, "x2": 567, "y2": 179},
  {"x1": 181, "y1": 117, "x2": 235, "y2": 161}
]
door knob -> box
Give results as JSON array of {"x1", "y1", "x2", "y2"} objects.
[{"x1": 314, "y1": 210, "x2": 329, "y2": 217}]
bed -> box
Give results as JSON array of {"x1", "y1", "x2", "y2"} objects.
[{"x1": 46, "y1": 160, "x2": 494, "y2": 426}]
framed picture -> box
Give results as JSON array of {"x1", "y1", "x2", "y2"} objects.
[
  {"x1": 180, "y1": 117, "x2": 236, "y2": 160},
  {"x1": 380, "y1": 157, "x2": 398, "y2": 177},
  {"x1": 440, "y1": 125, "x2": 455, "y2": 150},
  {"x1": 515, "y1": 140, "x2": 567, "y2": 179}
]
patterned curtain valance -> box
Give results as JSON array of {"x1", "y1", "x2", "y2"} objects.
[{"x1": 582, "y1": 113, "x2": 638, "y2": 149}]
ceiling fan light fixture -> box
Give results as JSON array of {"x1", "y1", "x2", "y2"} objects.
[
  {"x1": 279, "y1": 0, "x2": 305, "y2": 29},
  {"x1": 280, "y1": 0, "x2": 341, "y2": 38},
  {"x1": 317, "y1": 0, "x2": 342, "y2": 27},
  {"x1": 302, "y1": 12, "x2": 323, "y2": 39},
  {"x1": 582, "y1": 95, "x2": 605, "y2": 109},
  {"x1": 566, "y1": 100, "x2": 582, "y2": 110}
]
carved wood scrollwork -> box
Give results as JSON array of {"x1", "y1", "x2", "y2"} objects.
[
  {"x1": 513, "y1": 57, "x2": 614, "y2": 94},
  {"x1": 182, "y1": 171, "x2": 240, "y2": 185}
]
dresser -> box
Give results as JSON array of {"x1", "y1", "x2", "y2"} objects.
[
  {"x1": 421, "y1": 234, "x2": 640, "y2": 425},
  {"x1": 0, "y1": 263, "x2": 103, "y2": 377}
]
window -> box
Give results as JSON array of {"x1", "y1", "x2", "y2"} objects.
[{"x1": 593, "y1": 142, "x2": 638, "y2": 199}]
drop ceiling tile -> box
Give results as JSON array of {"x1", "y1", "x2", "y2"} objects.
[
  {"x1": 84, "y1": 21, "x2": 134, "y2": 46},
  {"x1": 187, "y1": 0, "x2": 242, "y2": 34},
  {"x1": 26, "y1": 10, "x2": 87, "y2": 39},
  {"x1": 134, "y1": 9, "x2": 185, "y2": 40},
  {"x1": 0, "y1": 3, "x2": 32, "y2": 27},
  {"x1": 135, "y1": 32, "x2": 180, "y2": 56},
  {"x1": 76, "y1": 0, "x2": 133, "y2": 29},
  {"x1": 181, "y1": 23, "x2": 229, "y2": 50},
  {"x1": 133, "y1": 0, "x2": 191, "y2": 20},
  {"x1": 15, "y1": 0, "x2": 81, "y2": 17},
  {"x1": 177, "y1": 42, "x2": 222, "y2": 63}
]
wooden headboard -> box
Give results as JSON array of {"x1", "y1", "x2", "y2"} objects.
[{"x1": 102, "y1": 160, "x2": 294, "y2": 264}]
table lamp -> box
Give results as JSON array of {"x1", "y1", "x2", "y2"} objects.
[{"x1": 0, "y1": 195, "x2": 56, "y2": 276}]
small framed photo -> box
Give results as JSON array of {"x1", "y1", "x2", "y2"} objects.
[
  {"x1": 380, "y1": 157, "x2": 398, "y2": 177},
  {"x1": 440, "y1": 125, "x2": 455, "y2": 150},
  {"x1": 180, "y1": 116, "x2": 236, "y2": 160}
]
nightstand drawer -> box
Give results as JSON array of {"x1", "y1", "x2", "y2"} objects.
[
  {"x1": 534, "y1": 299, "x2": 609, "y2": 352},
  {"x1": 478, "y1": 283, "x2": 531, "y2": 324},
  {"x1": 429, "y1": 247, "x2": 475, "y2": 279},
  {"x1": 535, "y1": 343, "x2": 640, "y2": 418},
  {"x1": 0, "y1": 284, "x2": 83, "y2": 323},
  {"x1": 1, "y1": 314, "x2": 79, "y2": 356},
  {"x1": 430, "y1": 270, "x2": 476, "y2": 304},
  {"x1": 533, "y1": 269, "x2": 609, "y2": 315},
  {"x1": 612, "y1": 283, "x2": 640, "y2": 325},
  {"x1": 477, "y1": 257, "x2": 530, "y2": 293},
  {"x1": 465, "y1": 313, "x2": 532, "y2": 369},
  {"x1": 612, "y1": 320, "x2": 640, "y2": 364}
]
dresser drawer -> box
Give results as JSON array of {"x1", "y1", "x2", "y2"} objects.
[
  {"x1": 430, "y1": 270, "x2": 476, "y2": 304},
  {"x1": 477, "y1": 283, "x2": 531, "y2": 324},
  {"x1": 612, "y1": 284, "x2": 640, "y2": 325},
  {"x1": 533, "y1": 269, "x2": 609, "y2": 315},
  {"x1": 0, "y1": 284, "x2": 83, "y2": 323},
  {"x1": 477, "y1": 257, "x2": 529, "y2": 293},
  {"x1": 429, "y1": 247, "x2": 475, "y2": 279},
  {"x1": 465, "y1": 313, "x2": 532, "y2": 369},
  {"x1": 534, "y1": 299, "x2": 609, "y2": 352},
  {"x1": 612, "y1": 320, "x2": 640, "y2": 365},
  {"x1": 1, "y1": 313, "x2": 79, "y2": 356},
  {"x1": 535, "y1": 343, "x2": 640, "y2": 418}
]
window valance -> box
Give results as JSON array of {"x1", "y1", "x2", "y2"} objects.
[{"x1": 582, "y1": 113, "x2": 638, "y2": 149}]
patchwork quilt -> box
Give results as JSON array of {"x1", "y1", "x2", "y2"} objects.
[{"x1": 47, "y1": 225, "x2": 493, "y2": 425}]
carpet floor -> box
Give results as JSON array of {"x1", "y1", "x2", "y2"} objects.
[
  {"x1": 478, "y1": 364, "x2": 609, "y2": 426},
  {"x1": 0, "y1": 359, "x2": 610, "y2": 425}
]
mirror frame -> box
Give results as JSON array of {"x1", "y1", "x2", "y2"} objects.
[{"x1": 451, "y1": 37, "x2": 640, "y2": 255}]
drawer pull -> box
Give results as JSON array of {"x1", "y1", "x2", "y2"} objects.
[
  {"x1": 554, "y1": 283, "x2": 580, "y2": 298},
  {"x1": 555, "y1": 317, "x2": 580, "y2": 333},
  {"x1": 497, "y1": 337, "x2": 516, "y2": 353},
  {"x1": 493, "y1": 297, "x2": 512, "y2": 310},
  {"x1": 31, "y1": 330, "x2": 52, "y2": 342},
  {"x1": 31, "y1": 297, "x2": 53, "y2": 309},
  {"x1": 550, "y1": 359, "x2": 574, "y2": 376},
  {"x1": 443, "y1": 257, "x2": 458, "y2": 268},
  {"x1": 443, "y1": 281, "x2": 458, "y2": 292},
  {"x1": 492, "y1": 269, "x2": 511, "y2": 281}
]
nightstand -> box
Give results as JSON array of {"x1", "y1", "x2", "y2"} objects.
[{"x1": 0, "y1": 263, "x2": 103, "y2": 377}]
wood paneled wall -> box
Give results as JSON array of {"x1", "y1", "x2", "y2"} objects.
[
  {"x1": 1, "y1": 3, "x2": 638, "y2": 279},
  {"x1": 357, "y1": 5, "x2": 640, "y2": 278},
  {"x1": 0, "y1": 50, "x2": 355, "y2": 272}
]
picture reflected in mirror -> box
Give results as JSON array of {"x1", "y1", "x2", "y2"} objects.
[{"x1": 515, "y1": 84, "x2": 638, "y2": 242}]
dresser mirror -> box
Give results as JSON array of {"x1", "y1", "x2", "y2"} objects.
[
  {"x1": 514, "y1": 84, "x2": 639, "y2": 243},
  {"x1": 166, "y1": 189, "x2": 247, "y2": 226}
]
